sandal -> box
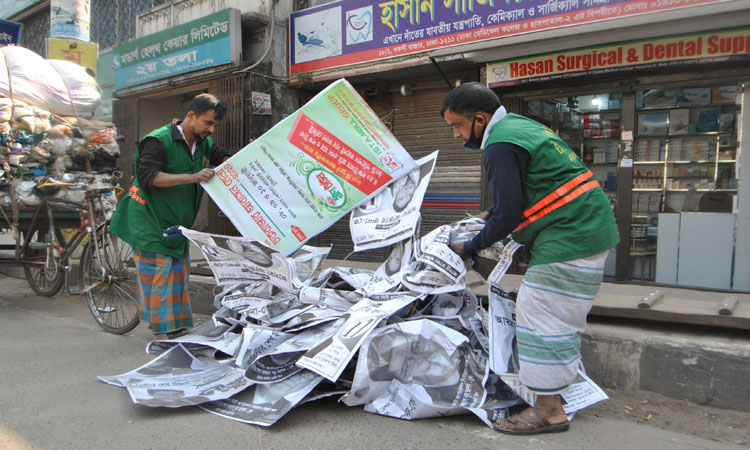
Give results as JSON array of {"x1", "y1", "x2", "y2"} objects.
[
  {"x1": 166, "y1": 328, "x2": 188, "y2": 339},
  {"x1": 493, "y1": 405, "x2": 570, "y2": 436}
]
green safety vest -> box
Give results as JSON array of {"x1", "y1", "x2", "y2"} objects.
[
  {"x1": 109, "y1": 123, "x2": 212, "y2": 258},
  {"x1": 486, "y1": 113, "x2": 619, "y2": 266}
]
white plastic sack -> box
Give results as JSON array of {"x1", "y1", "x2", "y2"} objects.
[
  {"x1": 49, "y1": 60, "x2": 101, "y2": 118},
  {"x1": 0, "y1": 46, "x2": 101, "y2": 119}
]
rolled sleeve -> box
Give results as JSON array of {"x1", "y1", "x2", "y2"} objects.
[{"x1": 137, "y1": 137, "x2": 167, "y2": 189}]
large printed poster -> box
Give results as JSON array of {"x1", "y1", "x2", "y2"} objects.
[
  {"x1": 203, "y1": 78, "x2": 417, "y2": 255},
  {"x1": 50, "y1": 0, "x2": 90, "y2": 41}
]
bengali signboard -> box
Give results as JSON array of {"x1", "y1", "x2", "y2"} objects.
[
  {"x1": 113, "y1": 8, "x2": 241, "y2": 90},
  {"x1": 289, "y1": 0, "x2": 726, "y2": 75},
  {"x1": 203, "y1": 78, "x2": 418, "y2": 255},
  {"x1": 48, "y1": 38, "x2": 98, "y2": 76},
  {"x1": 487, "y1": 27, "x2": 750, "y2": 87},
  {"x1": 0, "y1": 19, "x2": 22, "y2": 46}
]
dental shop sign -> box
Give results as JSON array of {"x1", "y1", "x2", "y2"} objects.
[
  {"x1": 203, "y1": 79, "x2": 418, "y2": 255},
  {"x1": 487, "y1": 27, "x2": 750, "y2": 87},
  {"x1": 113, "y1": 8, "x2": 241, "y2": 90}
]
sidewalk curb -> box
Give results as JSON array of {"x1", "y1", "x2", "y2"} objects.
[{"x1": 582, "y1": 324, "x2": 750, "y2": 411}]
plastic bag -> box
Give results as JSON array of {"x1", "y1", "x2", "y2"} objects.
[
  {"x1": 17, "y1": 180, "x2": 41, "y2": 206},
  {"x1": 0, "y1": 46, "x2": 101, "y2": 119}
]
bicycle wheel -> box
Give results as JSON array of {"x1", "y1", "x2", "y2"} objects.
[
  {"x1": 80, "y1": 226, "x2": 140, "y2": 334},
  {"x1": 23, "y1": 228, "x2": 66, "y2": 297}
]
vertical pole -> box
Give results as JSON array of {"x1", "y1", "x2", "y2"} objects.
[{"x1": 616, "y1": 92, "x2": 635, "y2": 282}]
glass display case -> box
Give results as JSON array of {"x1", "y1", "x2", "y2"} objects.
[{"x1": 524, "y1": 84, "x2": 741, "y2": 282}]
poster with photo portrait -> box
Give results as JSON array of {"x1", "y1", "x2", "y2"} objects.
[
  {"x1": 375, "y1": 238, "x2": 413, "y2": 279},
  {"x1": 181, "y1": 227, "x2": 295, "y2": 291},
  {"x1": 350, "y1": 151, "x2": 438, "y2": 251}
]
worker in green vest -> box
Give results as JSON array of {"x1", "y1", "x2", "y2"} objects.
[
  {"x1": 441, "y1": 82, "x2": 619, "y2": 435},
  {"x1": 109, "y1": 93, "x2": 231, "y2": 341}
]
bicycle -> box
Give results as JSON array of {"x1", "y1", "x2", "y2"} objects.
[{"x1": 0, "y1": 173, "x2": 139, "y2": 334}]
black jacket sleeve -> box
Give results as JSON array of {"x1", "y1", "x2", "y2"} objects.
[
  {"x1": 138, "y1": 138, "x2": 230, "y2": 189},
  {"x1": 137, "y1": 137, "x2": 167, "y2": 190},
  {"x1": 464, "y1": 141, "x2": 530, "y2": 254},
  {"x1": 209, "y1": 143, "x2": 231, "y2": 166}
]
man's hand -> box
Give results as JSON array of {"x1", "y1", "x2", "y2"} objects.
[
  {"x1": 449, "y1": 242, "x2": 471, "y2": 260},
  {"x1": 152, "y1": 168, "x2": 216, "y2": 187},
  {"x1": 193, "y1": 168, "x2": 215, "y2": 183},
  {"x1": 475, "y1": 210, "x2": 491, "y2": 221}
]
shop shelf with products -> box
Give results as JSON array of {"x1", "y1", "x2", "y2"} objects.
[
  {"x1": 634, "y1": 86, "x2": 741, "y2": 209},
  {"x1": 629, "y1": 85, "x2": 741, "y2": 280},
  {"x1": 526, "y1": 97, "x2": 583, "y2": 155},
  {"x1": 580, "y1": 96, "x2": 622, "y2": 193}
]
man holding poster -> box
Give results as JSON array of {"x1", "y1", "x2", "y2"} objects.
[
  {"x1": 203, "y1": 79, "x2": 416, "y2": 255},
  {"x1": 110, "y1": 94, "x2": 231, "y2": 341}
]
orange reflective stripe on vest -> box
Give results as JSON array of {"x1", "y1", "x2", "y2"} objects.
[{"x1": 513, "y1": 170, "x2": 599, "y2": 233}]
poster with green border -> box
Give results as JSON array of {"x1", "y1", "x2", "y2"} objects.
[{"x1": 203, "y1": 78, "x2": 418, "y2": 255}]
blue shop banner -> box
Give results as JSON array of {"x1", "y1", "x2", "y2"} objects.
[
  {"x1": 290, "y1": 0, "x2": 727, "y2": 75},
  {"x1": 113, "y1": 8, "x2": 241, "y2": 90},
  {"x1": 0, "y1": 19, "x2": 22, "y2": 46}
]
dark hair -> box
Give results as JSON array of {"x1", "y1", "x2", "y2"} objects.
[
  {"x1": 189, "y1": 93, "x2": 228, "y2": 120},
  {"x1": 440, "y1": 82, "x2": 501, "y2": 118}
]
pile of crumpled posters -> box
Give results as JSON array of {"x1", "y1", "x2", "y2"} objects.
[
  {"x1": 98, "y1": 217, "x2": 608, "y2": 428},
  {"x1": 0, "y1": 45, "x2": 119, "y2": 209}
]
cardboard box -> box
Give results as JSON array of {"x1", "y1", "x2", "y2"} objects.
[
  {"x1": 677, "y1": 87, "x2": 711, "y2": 104},
  {"x1": 668, "y1": 109, "x2": 690, "y2": 135},
  {"x1": 637, "y1": 113, "x2": 668, "y2": 136},
  {"x1": 712, "y1": 85, "x2": 738, "y2": 104},
  {"x1": 697, "y1": 110, "x2": 718, "y2": 133},
  {"x1": 638, "y1": 89, "x2": 677, "y2": 108},
  {"x1": 719, "y1": 113, "x2": 735, "y2": 133}
]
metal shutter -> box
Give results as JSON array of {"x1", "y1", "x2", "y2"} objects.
[
  {"x1": 207, "y1": 75, "x2": 246, "y2": 236},
  {"x1": 390, "y1": 82, "x2": 483, "y2": 238},
  {"x1": 113, "y1": 97, "x2": 140, "y2": 187}
]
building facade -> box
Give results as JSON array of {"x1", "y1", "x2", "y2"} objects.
[{"x1": 289, "y1": 0, "x2": 750, "y2": 291}]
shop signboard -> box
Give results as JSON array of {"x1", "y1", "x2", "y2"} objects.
[
  {"x1": 0, "y1": 19, "x2": 22, "y2": 46},
  {"x1": 50, "y1": 0, "x2": 90, "y2": 41},
  {"x1": 113, "y1": 8, "x2": 241, "y2": 90},
  {"x1": 289, "y1": 0, "x2": 727, "y2": 75},
  {"x1": 251, "y1": 91, "x2": 273, "y2": 115},
  {"x1": 487, "y1": 27, "x2": 750, "y2": 87},
  {"x1": 48, "y1": 38, "x2": 98, "y2": 76},
  {"x1": 203, "y1": 78, "x2": 418, "y2": 255}
]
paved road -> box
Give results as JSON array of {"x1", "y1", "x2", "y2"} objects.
[{"x1": 0, "y1": 275, "x2": 739, "y2": 450}]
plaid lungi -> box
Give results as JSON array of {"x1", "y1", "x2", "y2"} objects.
[
  {"x1": 515, "y1": 250, "x2": 608, "y2": 395},
  {"x1": 133, "y1": 250, "x2": 193, "y2": 334}
]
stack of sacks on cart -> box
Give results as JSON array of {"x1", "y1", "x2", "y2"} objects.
[{"x1": 0, "y1": 45, "x2": 120, "y2": 210}]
